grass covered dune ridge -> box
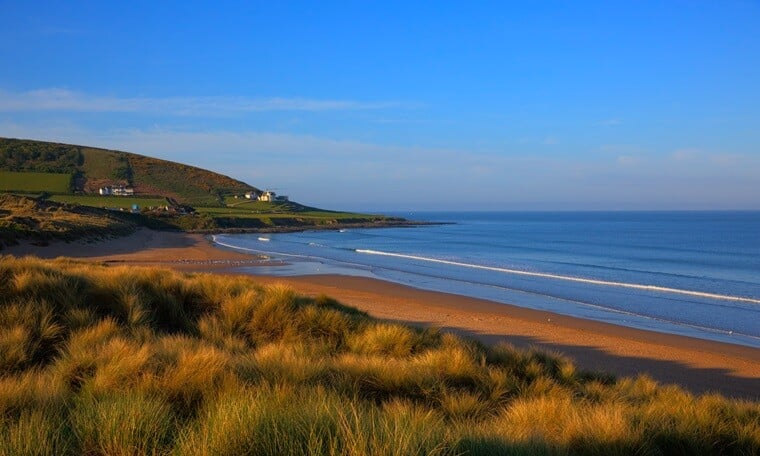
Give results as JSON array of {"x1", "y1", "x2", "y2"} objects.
[{"x1": 0, "y1": 257, "x2": 758, "y2": 455}]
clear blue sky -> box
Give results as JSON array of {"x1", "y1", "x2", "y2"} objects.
[{"x1": 1, "y1": 1, "x2": 759, "y2": 210}]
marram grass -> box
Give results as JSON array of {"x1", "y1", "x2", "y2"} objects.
[{"x1": 0, "y1": 256, "x2": 758, "y2": 455}]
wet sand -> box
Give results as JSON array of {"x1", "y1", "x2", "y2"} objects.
[{"x1": 5, "y1": 229, "x2": 759, "y2": 400}]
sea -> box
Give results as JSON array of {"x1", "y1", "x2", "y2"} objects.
[{"x1": 212, "y1": 211, "x2": 760, "y2": 349}]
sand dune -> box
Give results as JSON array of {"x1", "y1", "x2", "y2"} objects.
[{"x1": 5, "y1": 229, "x2": 759, "y2": 400}]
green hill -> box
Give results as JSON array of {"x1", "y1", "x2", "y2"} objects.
[
  {"x1": 0, "y1": 137, "x2": 258, "y2": 206},
  {"x1": 0, "y1": 137, "x2": 406, "y2": 234}
]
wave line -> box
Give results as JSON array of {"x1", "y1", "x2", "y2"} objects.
[{"x1": 355, "y1": 249, "x2": 760, "y2": 304}]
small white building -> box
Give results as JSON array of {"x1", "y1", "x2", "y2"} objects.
[
  {"x1": 112, "y1": 186, "x2": 135, "y2": 196},
  {"x1": 100, "y1": 185, "x2": 134, "y2": 196},
  {"x1": 258, "y1": 191, "x2": 276, "y2": 202},
  {"x1": 244, "y1": 191, "x2": 258, "y2": 199}
]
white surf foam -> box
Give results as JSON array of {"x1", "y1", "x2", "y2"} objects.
[{"x1": 356, "y1": 249, "x2": 760, "y2": 305}]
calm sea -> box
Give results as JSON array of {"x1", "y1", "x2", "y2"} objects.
[{"x1": 213, "y1": 212, "x2": 760, "y2": 348}]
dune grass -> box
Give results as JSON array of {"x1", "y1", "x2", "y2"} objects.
[
  {"x1": 0, "y1": 194, "x2": 139, "y2": 249},
  {"x1": 0, "y1": 256, "x2": 758, "y2": 455}
]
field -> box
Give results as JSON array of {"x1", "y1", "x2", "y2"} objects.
[
  {"x1": 0, "y1": 171, "x2": 71, "y2": 193},
  {"x1": 49, "y1": 195, "x2": 168, "y2": 210},
  {"x1": 0, "y1": 256, "x2": 758, "y2": 455},
  {"x1": 192, "y1": 204, "x2": 394, "y2": 230},
  {"x1": 201, "y1": 204, "x2": 371, "y2": 219}
]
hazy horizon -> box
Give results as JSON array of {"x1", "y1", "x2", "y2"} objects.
[{"x1": 2, "y1": 2, "x2": 759, "y2": 211}]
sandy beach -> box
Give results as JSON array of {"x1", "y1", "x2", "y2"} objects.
[{"x1": 5, "y1": 229, "x2": 759, "y2": 400}]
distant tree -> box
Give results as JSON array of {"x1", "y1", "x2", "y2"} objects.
[
  {"x1": 111, "y1": 155, "x2": 134, "y2": 183},
  {"x1": 0, "y1": 139, "x2": 85, "y2": 173}
]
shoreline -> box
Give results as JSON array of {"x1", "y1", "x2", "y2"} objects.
[
  {"x1": 184, "y1": 219, "x2": 445, "y2": 235},
  {"x1": 249, "y1": 274, "x2": 759, "y2": 399},
  {"x1": 3, "y1": 228, "x2": 759, "y2": 400}
]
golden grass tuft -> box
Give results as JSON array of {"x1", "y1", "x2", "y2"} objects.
[
  {"x1": 71, "y1": 392, "x2": 175, "y2": 456},
  {"x1": 152, "y1": 343, "x2": 232, "y2": 414},
  {"x1": 0, "y1": 370, "x2": 67, "y2": 418},
  {"x1": 348, "y1": 323, "x2": 417, "y2": 357},
  {"x1": 438, "y1": 389, "x2": 489, "y2": 420},
  {"x1": 244, "y1": 342, "x2": 330, "y2": 385},
  {"x1": 246, "y1": 283, "x2": 299, "y2": 344},
  {"x1": 0, "y1": 255, "x2": 757, "y2": 455},
  {"x1": 0, "y1": 404, "x2": 72, "y2": 456},
  {"x1": 493, "y1": 394, "x2": 636, "y2": 453}
]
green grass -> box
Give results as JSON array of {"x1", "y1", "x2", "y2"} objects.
[
  {"x1": 217, "y1": 199, "x2": 369, "y2": 217},
  {"x1": 198, "y1": 206, "x2": 370, "y2": 219},
  {"x1": 0, "y1": 256, "x2": 758, "y2": 455},
  {"x1": 0, "y1": 171, "x2": 71, "y2": 193},
  {"x1": 49, "y1": 195, "x2": 168, "y2": 209},
  {"x1": 2, "y1": 137, "x2": 256, "y2": 207},
  {"x1": 127, "y1": 152, "x2": 254, "y2": 206},
  {"x1": 80, "y1": 148, "x2": 124, "y2": 181},
  {"x1": 192, "y1": 202, "x2": 395, "y2": 230},
  {"x1": 222, "y1": 198, "x2": 306, "y2": 211}
]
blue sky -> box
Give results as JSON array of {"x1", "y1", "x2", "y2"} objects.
[{"x1": 1, "y1": 1, "x2": 759, "y2": 210}]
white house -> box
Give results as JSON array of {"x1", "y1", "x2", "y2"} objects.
[
  {"x1": 112, "y1": 186, "x2": 135, "y2": 196},
  {"x1": 258, "y1": 191, "x2": 275, "y2": 202},
  {"x1": 100, "y1": 185, "x2": 134, "y2": 196}
]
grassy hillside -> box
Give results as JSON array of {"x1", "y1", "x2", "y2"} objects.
[
  {"x1": 126, "y1": 152, "x2": 255, "y2": 206},
  {"x1": 0, "y1": 171, "x2": 72, "y2": 193},
  {"x1": 0, "y1": 256, "x2": 757, "y2": 455},
  {"x1": 0, "y1": 137, "x2": 405, "y2": 233},
  {"x1": 0, "y1": 194, "x2": 139, "y2": 248},
  {"x1": 1, "y1": 138, "x2": 256, "y2": 206}
]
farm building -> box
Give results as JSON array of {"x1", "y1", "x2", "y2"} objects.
[
  {"x1": 257, "y1": 191, "x2": 275, "y2": 202},
  {"x1": 99, "y1": 185, "x2": 135, "y2": 196}
]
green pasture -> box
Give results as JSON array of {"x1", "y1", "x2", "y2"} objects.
[
  {"x1": 50, "y1": 194, "x2": 168, "y2": 209},
  {"x1": 222, "y1": 198, "x2": 300, "y2": 211},
  {"x1": 0, "y1": 171, "x2": 71, "y2": 193},
  {"x1": 196, "y1": 204, "x2": 369, "y2": 220}
]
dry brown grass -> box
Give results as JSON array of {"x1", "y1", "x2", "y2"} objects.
[{"x1": 0, "y1": 256, "x2": 758, "y2": 455}]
